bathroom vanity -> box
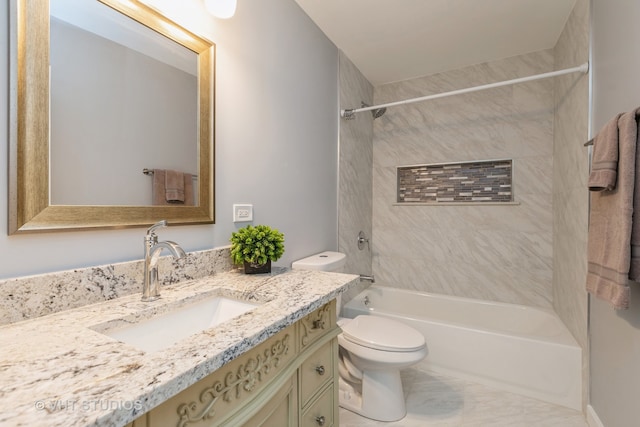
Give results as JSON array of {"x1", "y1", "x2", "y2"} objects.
[
  {"x1": 0, "y1": 268, "x2": 358, "y2": 427},
  {"x1": 126, "y1": 302, "x2": 338, "y2": 426}
]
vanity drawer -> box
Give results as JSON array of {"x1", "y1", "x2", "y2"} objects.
[
  {"x1": 300, "y1": 340, "x2": 334, "y2": 406},
  {"x1": 301, "y1": 384, "x2": 335, "y2": 427},
  {"x1": 298, "y1": 301, "x2": 336, "y2": 350},
  {"x1": 126, "y1": 300, "x2": 341, "y2": 427}
]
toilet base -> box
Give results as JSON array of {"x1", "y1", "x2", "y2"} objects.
[{"x1": 338, "y1": 369, "x2": 407, "y2": 422}]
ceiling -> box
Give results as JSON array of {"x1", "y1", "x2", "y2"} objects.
[{"x1": 293, "y1": 0, "x2": 576, "y2": 86}]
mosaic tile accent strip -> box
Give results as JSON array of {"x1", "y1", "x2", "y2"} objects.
[{"x1": 397, "y1": 159, "x2": 513, "y2": 203}]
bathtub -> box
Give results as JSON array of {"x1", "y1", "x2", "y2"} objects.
[{"x1": 341, "y1": 285, "x2": 582, "y2": 410}]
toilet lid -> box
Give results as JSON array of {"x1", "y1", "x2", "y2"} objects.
[{"x1": 340, "y1": 315, "x2": 426, "y2": 352}]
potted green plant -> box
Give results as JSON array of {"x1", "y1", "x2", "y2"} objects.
[{"x1": 230, "y1": 224, "x2": 285, "y2": 274}]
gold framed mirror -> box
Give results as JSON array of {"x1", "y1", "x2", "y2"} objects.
[{"x1": 9, "y1": 0, "x2": 215, "y2": 234}]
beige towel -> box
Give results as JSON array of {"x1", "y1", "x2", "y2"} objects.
[
  {"x1": 588, "y1": 113, "x2": 622, "y2": 191},
  {"x1": 152, "y1": 169, "x2": 194, "y2": 206},
  {"x1": 165, "y1": 169, "x2": 185, "y2": 203},
  {"x1": 630, "y1": 112, "x2": 640, "y2": 279},
  {"x1": 587, "y1": 109, "x2": 640, "y2": 309}
]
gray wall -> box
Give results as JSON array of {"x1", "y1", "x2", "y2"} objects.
[
  {"x1": 0, "y1": 0, "x2": 339, "y2": 280},
  {"x1": 552, "y1": 0, "x2": 590, "y2": 409},
  {"x1": 590, "y1": 0, "x2": 640, "y2": 425}
]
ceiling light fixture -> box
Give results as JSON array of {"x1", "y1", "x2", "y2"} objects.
[{"x1": 204, "y1": 0, "x2": 237, "y2": 19}]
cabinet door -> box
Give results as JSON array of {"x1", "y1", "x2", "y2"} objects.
[{"x1": 240, "y1": 373, "x2": 298, "y2": 427}]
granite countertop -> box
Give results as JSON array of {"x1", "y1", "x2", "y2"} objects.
[{"x1": 0, "y1": 268, "x2": 358, "y2": 427}]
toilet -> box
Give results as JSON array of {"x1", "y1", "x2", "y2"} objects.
[{"x1": 292, "y1": 251, "x2": 427, "y2": 422}]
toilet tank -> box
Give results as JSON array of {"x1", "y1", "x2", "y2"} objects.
[{"x1": 291, "y1": 251, "x2": 346, "y2": 272}]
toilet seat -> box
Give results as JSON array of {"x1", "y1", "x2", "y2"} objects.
[{"x1": 340, "y1": 315, "x2": 426, "y2": 352}]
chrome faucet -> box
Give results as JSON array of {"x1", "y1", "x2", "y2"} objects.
[
  {"x1": 142, "y1": 220, "x2": 186, "y2": 302},
  {"x1": 359, "y1": 274, "x2": 375, "y2": 283}
]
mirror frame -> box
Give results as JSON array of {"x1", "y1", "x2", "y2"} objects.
[{"x1": 9, "y1": 0, "x2": 215, "y2": 234}]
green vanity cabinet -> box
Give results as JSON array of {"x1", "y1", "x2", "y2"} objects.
[{"x1": 126, "y1": 301, "x2": 339, "y2": 427}]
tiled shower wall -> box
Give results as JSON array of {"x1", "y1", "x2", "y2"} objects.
[
  {"x1": 372, "y1": 50, "x2": 555, "y2": 308},
  {"x1": 552, "y1": 0, "x2": 590, "y2": 409},
  {"x1": 338, "y1": 52, "x2": 374, "y2": 303}
]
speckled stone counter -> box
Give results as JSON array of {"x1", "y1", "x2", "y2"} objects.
[
  {"x1": 0, "y1": 247, "x2": 235, "y2": 325},
  {"x1": 0, "y1": 268, "x2": 358, "y2": 427}
]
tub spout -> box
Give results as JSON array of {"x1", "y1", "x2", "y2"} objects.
[{"x1": 360, "y1": 274, "x2": 375, "y2": 283}]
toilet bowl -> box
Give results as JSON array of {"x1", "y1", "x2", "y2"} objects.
[
  {"x1": 292, "y1": 251, "x2": 428, "y2": 422},
  {"x1": 337, "y1": 315, "x2": 427, "y2": 421}
]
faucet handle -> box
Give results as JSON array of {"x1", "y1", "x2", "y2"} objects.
[{"x1": 147, "y1": 220, "x2": 168, "y2": 237}]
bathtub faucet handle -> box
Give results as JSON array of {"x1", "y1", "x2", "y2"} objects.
[{"x1": 357, "y1": 231, "x2": 370, "y2": 251}]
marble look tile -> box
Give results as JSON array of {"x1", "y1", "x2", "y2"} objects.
[
  {"x1": 513, "y1": 156, "x2": 554, "y2": 196},
  {"x1": 338, "y1": 52, "x2": 374, "y2": 283},
  {"x1": 402, "y1": 372, "x2": 465, "y2": 425},
  {"x1": 339, "y1": 368, "x2": 587, "y2": 427},
  {"x1": 554, "y1": 0, "x2": 589, "y2": 70},
  {"x1": 373, "y1": 253, "x2": 552, "y2": 308},
  {"x1": 374, "y1": 117, "x2": 511, "y2": 169},
  {"x1": 372, "y1": 50, "x2": 555, "y2": 308},
  {"x1": 551, "y1": 0, "x2": 590, "y2": 408},
  {"x1": 503, "y1": 116, "x2": 554, "y2": 158},
  {"x1": 512, "y1": 79, "x2": 554, "y2": 116},
  {"x1": 374, "y1": 49, "x2": 554, "y2": 107},
  {"x1": 462, "y1": 382, "x2": 526, "y2": 424},
  {"x1": 521, "y1": 394, "x2": 589, "y2": 426}
]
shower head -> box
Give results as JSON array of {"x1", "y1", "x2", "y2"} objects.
[
  {"x1": 372, "y1": 107, "x2": 387, "y2": 119},
  {"x1": 361, "y1": 102, "x2": 386, "y2": 119}
]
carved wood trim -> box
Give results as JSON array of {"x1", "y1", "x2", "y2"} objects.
[
  {"x1": 175, "y1": 334, "x2": 290, "y2": 427},
  {"x1": 300, "y1": 304, "x2": 331, "y2": 348}
]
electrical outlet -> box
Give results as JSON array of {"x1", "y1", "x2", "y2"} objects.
[{"x1": 233, "y1": 204, "x2": 253, "y2": 222}]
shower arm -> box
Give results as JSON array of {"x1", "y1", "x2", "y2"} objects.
[{"x1": 341, "y1": 62, "x2": 589, "y2": 119}]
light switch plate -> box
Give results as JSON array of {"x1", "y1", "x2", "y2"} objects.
[{"x1": 233, "y1": 204, "x2": 253, "y2": 222}]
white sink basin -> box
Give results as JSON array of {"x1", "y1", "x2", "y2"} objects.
[{"x1": 100, "y1": 296, "x2": 261, "y2": 353}]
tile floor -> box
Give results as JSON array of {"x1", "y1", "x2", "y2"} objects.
[{"x1": 339, "y1": 368, "x2": 588, "y2": 427}]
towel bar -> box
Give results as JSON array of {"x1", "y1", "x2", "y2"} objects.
[{"x1": 143, "y1": 168, "x2": 198, "y2": 178}]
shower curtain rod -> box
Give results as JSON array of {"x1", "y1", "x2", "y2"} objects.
[{"x1": 341, "y1": 62, "x2": 589, "y2": 119}]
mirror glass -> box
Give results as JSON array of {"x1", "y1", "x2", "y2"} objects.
[
  {"x1": 50, "y1": 0, "x2": 199, "y2": 206},
  {"x1": 9, "y1": 0, "x2": 215, "y2": 233}
]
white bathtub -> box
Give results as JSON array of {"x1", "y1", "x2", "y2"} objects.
[{"x1": 341, "y1": 285, "x2": 582, "y2": 410}]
